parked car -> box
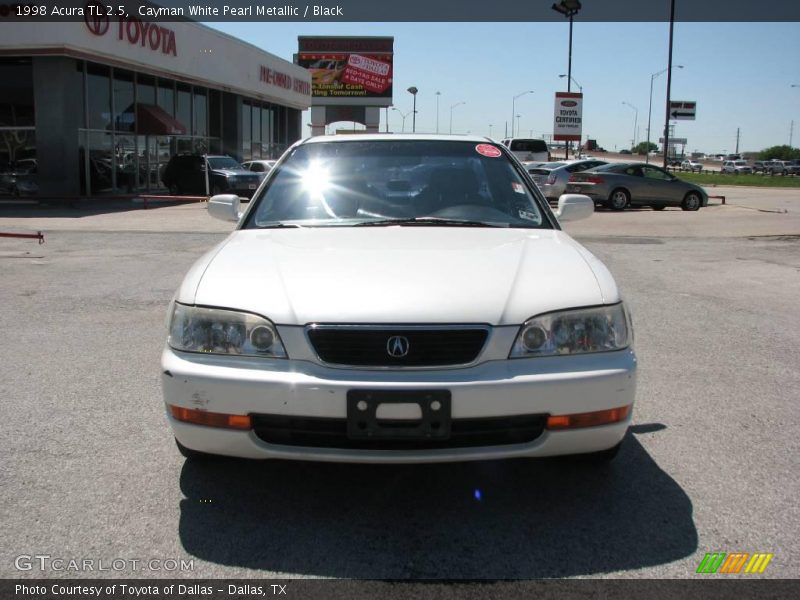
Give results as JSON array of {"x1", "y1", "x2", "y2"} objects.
[
  {"x1": 667, "y1": 157, "x2": 683, "y2": 167},
  {"x1": 565, "y1": 162, "x2": 708, "y2": 211},
  {"x1": 162, "y1": 134, "x2": 636, "y2": 464},
  {"x1": 527, "y1": 159, "x2": 608, "y2": 202},
  {"x1": 786, "y1": 160, "x2": 800, "y2": 175},
  {"x1": 241, "y1": 159, "x2": 278, "y2": 181},
  {"x1": 619, "y1": 149, "x2": 632, "y2": 154},
  {"x1": 680, "y1": 159, "x2": 703, "y2": 173},
  {"x1": 721, "y1": 160, "x2": 753, "y2": 175},
  {"x1": 765, "y1": 160, "x2": 794, "y2": 176},
  {"x1": 752, "y1": 161, "x2": 768, "y2": 174},
  {"x1": 500, "y1": 138, "x2": 551, "y2": 163},
  {"x1": 161, "y1": 154, "x2": 262, "y2": 197}
]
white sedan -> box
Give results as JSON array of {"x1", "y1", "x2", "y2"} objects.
[{"x1": 162, "y1": 135, "x2": 636, "y2": 464}]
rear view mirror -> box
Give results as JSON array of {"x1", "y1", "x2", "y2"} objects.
[
  {"x1": 555, "y1": 194, "x2": 594, "y2": 222},
  {"x1": 208, "y1": 194, "x2": 241, "y2": 222}
]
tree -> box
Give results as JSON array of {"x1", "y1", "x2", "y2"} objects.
[
  {"x1": 757, "y1": 145, "x2": 800, "y2": 160},
  {"x1": 633, "y1": 141, "x2": 658, "y2": 155}
]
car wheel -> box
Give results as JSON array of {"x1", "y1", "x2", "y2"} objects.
[
  {"x1": 682, "y1": 192, "x2": 702, "y2": 211},
  {"x1": 211, "y1": 184, "x2": 223, "y2": 196},
  {"x1": 168, "y1": 183, "x2": 180, "y2": 195},
  {"x1": 782, "y1": 170, "x2": 788, "y2": 176},
  {"x1": 175, "y1": 438, "x2": 217, "y2": 461},
  {"x1": 652, "y1": 205, "x2": 666, "y2": 211},
  {"x1": 608, "y1": 188, "x2": 630, "y2": 211}
]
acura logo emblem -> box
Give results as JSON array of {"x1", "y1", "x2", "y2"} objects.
[{"x1": 386, "y1": 335, "x2": 410, "y2": 358}]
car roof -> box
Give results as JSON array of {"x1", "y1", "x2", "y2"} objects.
[{"x1": 300, "y1": 133, "x2": 494, "y2": 145}]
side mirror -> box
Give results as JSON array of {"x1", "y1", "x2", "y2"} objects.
[
  {"x1": 208, "y1": 194, "x2": 241, "y2": 222},
  {"x1": 555, "y1": 194, "x2": 594, "y2": 222}
]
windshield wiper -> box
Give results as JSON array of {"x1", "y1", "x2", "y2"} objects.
[
  {"x1": 353, "y1": 217, "x2": 506, "y2": 228},
  {"x1": 253, "y1": 222, "x2": 305, "y2": 229}
]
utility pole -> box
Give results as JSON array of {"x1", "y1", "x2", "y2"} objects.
[
  {"x1": 735, "y1": 128, "x2": 740, "y2": 154},
  {"x1": 791, "y1": 120, "x2": 795, "y2": 148},
  {"x1": 662, "y1": 0, "x2": 676, "y2": 169}
]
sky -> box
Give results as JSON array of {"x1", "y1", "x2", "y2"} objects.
[{"x1": 206, "y1": 21, "x2": 800, "y2": 154}]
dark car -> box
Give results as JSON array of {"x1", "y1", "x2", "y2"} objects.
[
  {"x1": 565, "y1": 162, "x2": 708, "y2": 211},
  {"x1": 161, "y1": 154, "x2": 262, "y2": 198}
]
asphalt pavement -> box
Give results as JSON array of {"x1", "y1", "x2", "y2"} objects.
[{"x1": 1, "y1": 188, "x2": 798, "y2": 579}]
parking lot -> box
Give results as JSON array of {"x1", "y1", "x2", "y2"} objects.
[{"x1": 1, "y1": 186, "x2": 799, "y2": 579}]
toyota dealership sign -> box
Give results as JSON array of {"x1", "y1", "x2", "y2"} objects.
[{"x1": 553, "y1": 92, "x2": 583, "y2": 142}]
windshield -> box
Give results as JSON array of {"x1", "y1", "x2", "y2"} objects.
[
  {"x1": 207, "y1": 157, "x2": 242, "y2": 170},
  {"x1": 244, "y1": 140, "x2": 549, "y2": 229}
]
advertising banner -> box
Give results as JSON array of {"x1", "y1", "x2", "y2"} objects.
[
  {"x1": 296, "y1": 36, "x2": 394, "y2": 100},
  {"x1": 553, "y1": 92, "x2": 583, "y2": 141}
]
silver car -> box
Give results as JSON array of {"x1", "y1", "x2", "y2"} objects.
[
  {"x1": 527, "y1": 159, "x2": 607, "y2": 202},
  {"x1": 721, "y1": 160, "x2": 753, "y2": 175},
  {"x1": 565, "y1": 162, "x2": 708, "y2": 211}
]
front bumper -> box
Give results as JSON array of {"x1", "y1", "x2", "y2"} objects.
[{"x1": 162, "y1": 346, "x2": 637, "y2": 463}]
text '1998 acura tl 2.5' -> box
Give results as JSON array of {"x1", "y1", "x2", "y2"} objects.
[{"x1": 161, "y1": 135, "x2": 636, "y2": 464}]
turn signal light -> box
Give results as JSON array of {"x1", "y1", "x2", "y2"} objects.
[
  {"x1": 169, "y1": 405, "x2": 252, "y2": 430},
  {"x1": 546, "y1": 405, "x2": 631, "y2": 430}
]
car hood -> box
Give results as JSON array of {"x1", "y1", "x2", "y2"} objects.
[{"x1": 181, "y1": 228, "x2": 619, "y2": 325}]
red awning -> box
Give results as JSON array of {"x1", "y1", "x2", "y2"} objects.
[{"x1": 136, "y1": 104, "x2": 187, "y2": 136}]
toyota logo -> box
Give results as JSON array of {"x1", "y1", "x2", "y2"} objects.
[
  {"x1": 386, "y1": 335, "x2": 410, "y2": 358},
  {"x1": 84, "y1": 3, "x2": 109, "y2": 36}
]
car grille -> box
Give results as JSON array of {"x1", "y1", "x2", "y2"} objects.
[
  {"x1": 306, "y1": 326, "x2": 489, "y2": 367},
  {"x1": 251, "y1": 413, "x2": 547, "y2": 450}
]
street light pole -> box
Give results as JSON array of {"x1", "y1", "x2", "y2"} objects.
[
  {"x1": 622, "y1": 101, "x2": 639, "y2": 151},
  {"x1": 449, "y1": 101, "x2": 465, "y2": 134},
  {"x1": 516, "y1": 114, "x2": 521, "y2": 136},
  {"x1": 511, "y1": 90, "x2": 534, "y2": 137},
  {"x1": 489, "y1": 123, "x2": 493, "y2": 137},
  {"x1": 392, "y1": 107, "x2": 410, "y2": 133},
  {"x1": 407, "y1": 86, "x2": 418, "y2": 133},
  {"x1": 552, "y1": 0, "x2": 581, "y2": 159},
  {"x1": 646, "y1": 65, "x2": 683, "y2": 164},
  {"x1": 558, "y1": 74, "x2": 582, "y2": 92}
]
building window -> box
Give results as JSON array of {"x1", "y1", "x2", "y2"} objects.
[
  {"x1": 87, "y1": 63, "x2": 111, "y2": 130},
  {"x1": 193, "y1": 88, "x2": 207, "y2": 138},
  {"x1": 176, "y1": 84, "x2": 191, "y2": 133},
  {"x1": 113, "y1": 68, "x2": 135, "y2": 132},
  {"x1": 136, "y1": 73, "x2": 156, "y2": 107},
  {"x1": 157, "y1": 80, "x2": 175, "y2": 116},
  {"x1": 242, "y1": 102, "x2": 251, "y2": 161},
  {"x1": 209, "y1": 89, "x2": 221, "y2": 138}
]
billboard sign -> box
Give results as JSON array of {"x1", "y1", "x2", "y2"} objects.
[
  {"x1": 296, "y1": 36, "x2": 393, "y2": 100},
  {"x1": 553, "y1": 92, "x2": 583, "y2": 141}
]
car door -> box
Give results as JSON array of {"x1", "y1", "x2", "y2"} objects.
[{"x1": 641, "y1": 165, "x2": 681, "y2": 204}]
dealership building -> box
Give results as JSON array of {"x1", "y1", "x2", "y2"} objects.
[{"x1": 0, "y1": 16, "x2": 311, "y2": 198}]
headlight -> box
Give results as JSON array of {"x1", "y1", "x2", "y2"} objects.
[
  {"x1": 510, "y1": 303, "x2": 631, "y2": 358},
  {"x1": 168, "y1": 303, "x2": 287, "y2": 358}
]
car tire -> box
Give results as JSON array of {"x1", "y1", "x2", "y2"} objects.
[
  {"x1": 608, "y1": 188, "x2": 630, "y2": 211},
  {"x1": 682, "y1": 192, "x2": 702, "y2": 211},
  {"x1": 211, "y1": 184, "x2": 223, "y2": 196},
  {"x1": 168, "y1": 183, "x2": 181, "y2": 195},
  {"x1": 175, "y1": 438, "x2": 217, "y2": 461},
  {"x1": 782, "y1": 170, "x2": 788, "y2": 176}
]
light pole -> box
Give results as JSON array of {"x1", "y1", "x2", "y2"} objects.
[
  {"x1": 558, "y1": 74, "x2": 582, "y2": 92},
  {"x1": 646, "y1": 65, "x2": 683, "y2": 163},
  {"x1": 449, "y1": 101, "x2": 465, "y2": 134},
  {"x1": 511, "y1": 90, "x2": 534, "y2": 137},
  {"x1": 435, "y1": 91, "x2": 441, "y2": 134},
  {"x1": 489, "y1": 123, "x2": 493, "y2": 137},
  {"x1": 516, "y1": 114, "x2": 522, "y2": 136},
  {"x1": 552, "y1": 0, "x2": 582, "y2": 158},
  {"x1": 392, "y1": 107, "x2": 410, "y2": 133},
  {"x1": 622, "y1": 101, "x2": 639, "y2": 151},
  {"x1": 407, "y1": 86, "x2": 418, "y2": 133}
]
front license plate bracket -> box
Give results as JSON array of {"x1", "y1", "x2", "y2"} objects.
[{"x1": 347, "y1": 390, "x2": 451, "y2": 441}]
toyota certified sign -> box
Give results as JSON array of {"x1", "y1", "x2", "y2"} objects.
[
  {"x1": 83, "y1": 13, "x2": 177, "y2": 57},
  {"x1": 553, "y1": 91, "x2": 583, "y2": 142}
]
